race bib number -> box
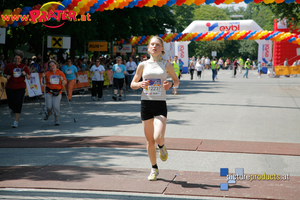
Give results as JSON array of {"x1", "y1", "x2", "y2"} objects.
[
  {"x1": 13, "y1": 68, "x2": 22, "y2": 78},
  {"x1": 144, "y1": 79, "x2": 161, "y2": 96},
  {"x1": 66, "y1": 69, "x2": 73, "y2": 75},
  {"x1": 94, "y1": 69, "x2": 100, "y2": 74},
  {"x1": 50, "y1": 75, "x2": 60, "y2": 85},
  {"x1": 115, "y1": 66, "x2": 122, "y2": 73}
]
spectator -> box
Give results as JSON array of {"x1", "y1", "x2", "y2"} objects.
[
  {"x1": 196, "y1": 58, "x2": 203, "y2": 80},
  {"x1": 40, "y1": 58, "x2": 49, "y2": 73},
  {"x1": 211, "y1": 58, "x2": 217, "y2": 81},
  {"x1": 178, "y1": 58, "x2": 183, "y2": 79},
  {"x1": 226, "y1": 57, "x2": 231, "y2": 70},
  {"x1": 31, "y1": 56, "x2": 41, "y2": 72},
  {"x1": 238, "y1": 57, "x2": 244, "y2": 74},
  {"x1": 252, "y1": 60, "x2": 257, "y2": 70},
  {"x1": 126, "y1": 56, "x2": 137, "y2": 91},
  {"x1": 243, "y1": 58, "x2": 251, "y2": 79},
  {"x1": 257, "y1": 61, "x2": 262, "y2": 78},
  {"x1": 77, "y1": 60, "x2": 88, "y2": 72},
  {"x1": 89, "y1": 58, "x2": 105, "y2": 101},
  {"x1": 21, "y1": 57, "x2": 29, "y2": 67},
  {"x1": 188, "y1": 59, "x2": 195, "y2": 80},
  {"x1": 0, "y1": 53, "x2": 5, "y2": 71},
  {"x1": 218, "y1": 57, "x2": 224, "y2": 69},
  {"x1": 205, "y1": 56, "x2": 210, "y2": 69},
  {"x1": 112, "y1": 56, "x2": 126, "y2": 101},
  {"x1": 232, "y1": 59, "x2": 238, "y2": 78},
  {"x1": 172, "y1": 56, "x2": 180, "y2": 94},
  {"x1": 284, "y1": 58, "x2": 290, "y2": 77}
]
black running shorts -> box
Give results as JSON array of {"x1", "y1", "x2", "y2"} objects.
[{"x1": 141, "y1": 100, "x2": 167, "y2": 121}]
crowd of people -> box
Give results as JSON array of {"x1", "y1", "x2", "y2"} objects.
[
  {"x1": 184, "y1": 56, "x2": 277, "y2": 80},
  {"x1": 0, "y1": 50, "x2": 152, "y2": 126},
  {"x1": 1, "y1": 36, "x2": 180, "y2": 182}
]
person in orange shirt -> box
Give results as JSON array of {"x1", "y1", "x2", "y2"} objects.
[{"x1": 43, "y1": 60, "x2": 67, "y2": 126}]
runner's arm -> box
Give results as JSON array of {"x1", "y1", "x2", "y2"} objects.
[{"x1": 131, "y1": 62, "x2": 148, "y2": 90}]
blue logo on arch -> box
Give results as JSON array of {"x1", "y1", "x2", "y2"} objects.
[{"x1": 208, "y1": 23, "x2": 218, "y2": 31}]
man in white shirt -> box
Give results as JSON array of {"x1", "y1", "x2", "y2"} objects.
[
  {"x1": 283, "y1": 58, "x2": 290, "y2": 78},
  {"x1": 126, "y1": 57, "x2": 137, "y2": 91},
  {"x1": 218, "y1": 58, "x2": 224, "y2": 69},
  {"x1": 205, "y1": 57, "x2": 210, "y2": 69},
  {"x1": 89, "y1": 59, "x2": 105, "y2": 100}
]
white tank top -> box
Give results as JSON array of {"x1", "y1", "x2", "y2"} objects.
[{"x1": 141, "y1": 60, "x2": 167, "y2": 101}]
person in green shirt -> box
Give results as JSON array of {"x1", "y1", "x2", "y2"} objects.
[
  {"x1": 172, "y1": 56, "x2": 180, "y2": 94},
  {"x1": 238, "y1": 57, "x2": 244, "y2": 74},
  {"x1": 211, "y1": 58, "x2": 217, "y2": 81},
  {"x1": 172, "y1": 56, "x2": 180, "y2": 78},
  {"x1": 243, "y1": 58, "x2": 252, "y2": 78}
]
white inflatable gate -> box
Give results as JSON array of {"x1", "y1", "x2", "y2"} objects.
[{"x1": 168, "y1": 20, "x2": 272, "y2": 70}]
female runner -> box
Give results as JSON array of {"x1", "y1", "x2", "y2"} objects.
[{"x1": 131, "y1": 36, "x2": 179, "y2": 181}]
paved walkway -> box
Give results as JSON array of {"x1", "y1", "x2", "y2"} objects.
[{"x1": 0, "y1": 69, "x2": 299, "y2": 199}]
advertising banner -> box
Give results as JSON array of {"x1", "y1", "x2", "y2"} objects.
[
  {"x1": 47, "y1": 36, "x2": 71, "y2": 49},
  {"x1": 0, "y1": 28, "x2": 6, "y2": 44},
  {"x1": 258, "y1": 40, "x2": 273, "y2": 64},
  {"x1": 274, "y1": 66, "x2": 300, "y2": 76},
  {"x1": 138, "y1": 45, "x2": 148, "y2": 53},
  {"x1": 184, "y1": 20, "x2": 262, "y2": 33},
  {"x1": 88, "y1": 41, "x2": 107, "y2": 51},
  {"x1": 116, "y1": 44, "x2": 132, "y2": 53},
  {"x1": 26, "y1": 73, "x2": 43, "y2": 97}
]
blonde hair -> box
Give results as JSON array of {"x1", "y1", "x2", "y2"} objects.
[{"x1": 148, "y1": 36, "x2": 165, "y2": 55}]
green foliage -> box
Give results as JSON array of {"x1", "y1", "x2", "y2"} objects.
[
  {"x1": 1, "y1": 2, "x2": 176, "y2": 59},
  {"x1": 193, "y1": 5, "x2": 231, "y2": 21},
  {"x1": 269, "y1": 3, "x2": 300, "y2": 31},
  {"x1": 171, "y1": 4, "x2": 197, "y2": 32},
  {"x1": 238, "y1": 40, "x2": 258, "y2": 61}
]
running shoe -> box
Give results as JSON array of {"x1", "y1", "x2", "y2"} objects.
[
  {"x1": 112, "y1": 95, "x2": 117, "y2": 101},
  {"x1": 44, "y1": 112, "x2": 51, "y2": 121},
  {"x1": 92, "y1": 97, "x2": 96, "y2": 101},
  {"x1": 12, "y1": 121, "x2": 18, "y2": 128},
  {"x1": 118, "y1": 95, "x2": 122, "y2": 101},
  {"x1": 159, "y1": 145, "x2": 168, "y2": 161},
  {"x1": 148, "y1": 168, "x2": 159, "y2": 181},
  {"x1": 55, "y1": 120, "x2": 60, "y2": 126}
]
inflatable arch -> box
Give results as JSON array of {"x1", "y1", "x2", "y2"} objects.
[
  {"x1": 172, "y1": 20, "x2": 273, "y2": 69},
  {"x1": 273, "y1": 19, "x2": 300, "y2": 66}
]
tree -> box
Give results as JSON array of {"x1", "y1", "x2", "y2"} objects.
[
  {"x1": 238, "y1": 40, "x2": 258, "y2": 61},
  {"x1": 1, "y1": 2, "x2": 176, "y2": 59},
  {"x1": 171, "y1": 4, "x2": 197, "y2": 32},
  {"x1": 193, "y1": 5, "x2": 231, "y2": 21},
  {"x1": 186, "y1": 5, "x2": 231, "y2": 58},
  {"x1": 269, "y1": 3, "x2": 300, "y2": 31}
]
